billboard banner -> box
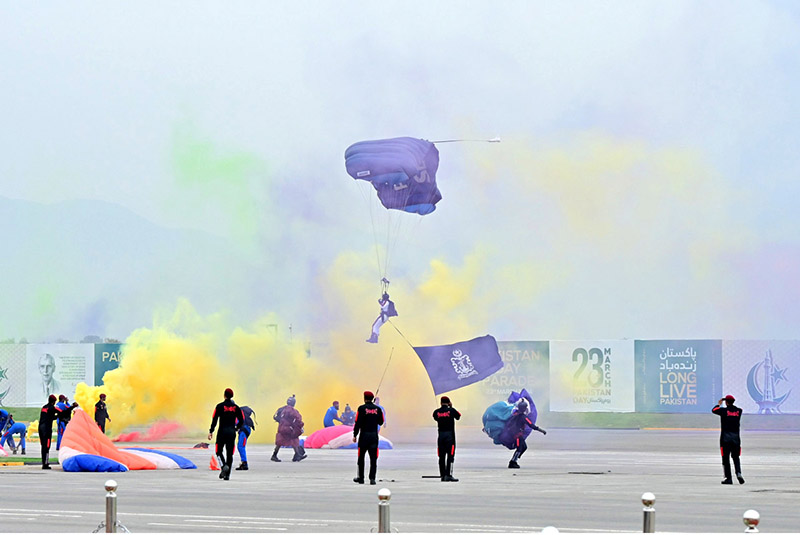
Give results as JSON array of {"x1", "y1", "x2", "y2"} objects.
[
  {"x1": 26, "y1": 344, "x2": 94, "y2": 406},
  {"x1": 722, "y1": 340, "x2": 799, "y2": 415},
  {"x1": 479, "y1": 341, "x2": 550, "y2": 410},
  {"x1": 94, "y1": 343, "x2": 123, "y2": 386},
  {"x1": 635, "y1": 340, "x2": 722, "y2": 413},
  {"x1": 0, "y1": 344, "x2": 27, "y2": 407},
  {"x1": 550, "y1": 340, "x2": 635, "y2": 412}
]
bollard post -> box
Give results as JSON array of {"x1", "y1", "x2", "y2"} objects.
[
  {"x1": 377, "y1": 488, "x2": 391, "y2": 533},
  {"x1": 641, "y1": 492, "x2": 655, "y2": 533},
  {"x1": 743, "y1": 509, "x2": 760, "y2": 533},
  {"x1": 105, "y1": 480, "x2": 118, "y2": 534}
]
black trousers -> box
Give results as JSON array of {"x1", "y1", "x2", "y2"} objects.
[
  {"x1": 511, "y1": 437, "x2": 528, "y2": 461},
  {"x1": 216, "y1": 431, "x2": 236, "y2": 468},
  {"x1": 357, "y1": 434, "x2": 379, "y2": 481},
  {"x1": 437, "y1": 432, "x2": 456, "y2": 477},
  {"x1": 720, "y1": 439, "x2": 742, "y2": 479},
  {"x1": 39, "y1": 426, "x2": 52, "y2": 465}
]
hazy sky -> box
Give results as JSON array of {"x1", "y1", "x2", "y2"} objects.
[{"x1": 3, "y1": 1, "x2": 800, "y2": 343}]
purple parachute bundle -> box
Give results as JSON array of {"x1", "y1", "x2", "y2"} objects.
[
  {"x1": 345, "y1": 137, "x2": 442, "y2": 215},
  {"x1": 482, "y1": 389, "x2": 538, "y2": 449}
]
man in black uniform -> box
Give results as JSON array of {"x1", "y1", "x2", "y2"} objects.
[
  {"x1": 95, "y1": 393, "x2": 111, "y2": 433},
  {"x1": 38, "y1": 394, "x2": 61, "y2": 469},
  {"x1": 712, "y1": 394, "x2": 745, "y2": 485},
  {"x1": 433, "y1": 396, "x2": 460, "y2": 482},
  {"x1": 352, "y1": 390, "x2": 384, "y2": 485},
  {"x1": 208, "y1": 388, "x2": 244, "y2": 481}
]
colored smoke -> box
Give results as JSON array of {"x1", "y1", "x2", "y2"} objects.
[{"x1": 113, "y1": 420, "x2": 185, "y2": 442}]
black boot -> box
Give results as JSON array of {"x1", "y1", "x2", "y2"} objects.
[
  {"x1": 722, "y1": 463, "x2": 732, "y2": 484},
  {"x1": 509, "y1": 451, "x2": 521, "y2": 469},
  {"x1": 271, "y1": 446, "x2": 281, "y2": 462},
  {"x1": 353, "y1": 477, "x2": 364, "y2": 484},
  {"x1": 736, "y1": 473, "x2": 745, "y2": 484},
  {"x1": 236, "y1": 461, "x2": 249, "y2": 471}
]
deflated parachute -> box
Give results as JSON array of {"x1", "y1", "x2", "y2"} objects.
[
  {"x1": 345, "y1": 137, "x2": 441, "y2": 215},
  {"x1": 482, "y1": 389, "x2": 537, "y2": 449},
  {"x1": 303, "y1": 425, "x2": 393, "y2": 450},
  {"x1": 58, "y1": 409, "x2": 196, "y2": 472}
]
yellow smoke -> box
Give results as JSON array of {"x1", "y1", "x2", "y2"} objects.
[{"x1": 73, "y1": 248, "x2": 502, "y2": 440}]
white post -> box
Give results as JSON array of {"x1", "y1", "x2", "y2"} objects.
[
  {"x1": 104, "y1": 480, "x2": 118, "y2": 533},
  {"x1": 641, "y1": 492, "x2": 655, "y2": 533},
  {"x1": 743, "y1": 509, "x2": 760, "y2": 533},
  {"x1": 378, "y1": 488, "x2": 391, "y2": 533}
]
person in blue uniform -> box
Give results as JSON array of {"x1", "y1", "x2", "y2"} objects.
[
  {"x1": 0, "y1": 415, "x2": 26, "y2": 455},
  {"x1": 0, "y1": 409, "x2": 14, "y2": 452},
  {"x1": 324, "y1": 401, "x2": 343, "y2": 427},
  {"x1": 340, "y1": 404, "x2": 356, "y2": 426},
  {"x1": 0, "y1": 409, "x2": 10, "y2": 433},
  {"x1": 55, "y1": 395, "x2": 78, "y2": 450},
  {"x1": 235, "y1": 405, "x2": 256, "y2": 471}
]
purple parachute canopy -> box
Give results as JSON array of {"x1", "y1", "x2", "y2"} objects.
[{"x1": 345, "y1": 137, "x2": 442, "y2": 215}]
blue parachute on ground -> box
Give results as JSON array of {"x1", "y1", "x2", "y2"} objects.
[
  {"x1": 482, "y1": 389, "x2": 537, "y2": 449},
  {"x1": 345, "y1": 137, "x2": 442, "y2": 215}
]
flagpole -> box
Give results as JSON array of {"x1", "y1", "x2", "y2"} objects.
[{"x1": 375, "y1": 347, "x2": 394, "y2": 397}]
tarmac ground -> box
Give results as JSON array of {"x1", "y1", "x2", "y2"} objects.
[{"x1": 0, "y1": 428, "x2": 798, "y2": 533}]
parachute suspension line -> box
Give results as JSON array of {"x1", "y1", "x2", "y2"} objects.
[
  {"x1": 383, "y1": 202, "x2": 406, "y2": 282},
  {"x1": 387, "y1": 319, "x2": 415, "y2": 351},
  {"x1": 374, "y1": 346, "x2": 394, "y2": 397},
  {"x1": 383, "y1": 208, "x2": 394, "y2": 281},
  {"x1": 382, "y1": 182, "x2": 413, "y2": 286},
  {"x1": 372, "y1": 192, "x2": 388, "y2": 281},
  {"x1": 430, "y1": 137, "x2": 501, "y2": 144},
  {"x1": 357, "y1": 181, "x2": 386, "y2": 283}
]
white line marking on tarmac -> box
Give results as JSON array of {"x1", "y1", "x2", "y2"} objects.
[
  {"x1": 148, "y1": 522, "x2": 286, "y2": 530},
  {"x1": 0, "y1": 509, "x2": 637, "y2": 532},
  {"x1": 186, "y1": 519, "x2": 324, "y2": 527},
  {"x1": 0, "y1": 512, "x2": 82, "y2": 518}
]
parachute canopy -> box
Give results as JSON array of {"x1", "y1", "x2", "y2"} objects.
[
  {"x1": 345, "y1": 137, "x2": 441, "y2": 215},
  {"x1": 303, "y1": 425, "x2": 393, "y2": 450},
  {"x1": 58, "y1": 409, "x2": 196, "y2": 472},
  {"x1": 482, "y1": 389, "x2": 537, "y2": 449}
]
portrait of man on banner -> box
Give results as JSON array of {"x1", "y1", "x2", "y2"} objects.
[{"x1": 37, "y1": 353, "x2": 61, "y2": 399}]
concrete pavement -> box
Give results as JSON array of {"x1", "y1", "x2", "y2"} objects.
[{"x1": 0, "y1": 428, "x2": 798, "y2": 533}]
